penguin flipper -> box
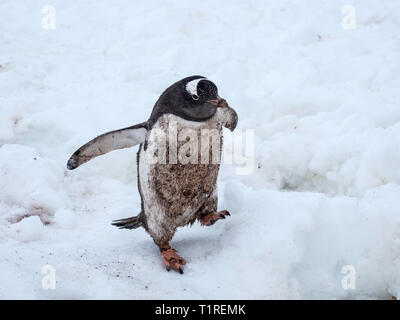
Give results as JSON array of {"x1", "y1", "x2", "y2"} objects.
[{"x1": 67, "y1": 122, "x2": 148, "y2": 170}]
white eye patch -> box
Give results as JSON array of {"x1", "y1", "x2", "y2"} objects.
[{"x1": 185, "y1": 77, "x2": 207, "y2": 97}]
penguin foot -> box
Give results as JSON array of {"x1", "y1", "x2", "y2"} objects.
[
  {"x1": 200, "y1": 210, "x2": 230, "y2": 226},
  {"x1": 161, "y1": 248, "x2": 186, "y2": 274}
]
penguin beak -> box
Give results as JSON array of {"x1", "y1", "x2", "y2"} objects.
[
  {"x1": 207, "y1": 97, "x2": 238, "y2": 131},
  {"x1": 207, "y1": 97, "x2": 229, "y2": 108}
]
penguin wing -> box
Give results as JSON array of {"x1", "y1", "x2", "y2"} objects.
[{"x1": 67, "y1": 122, "x2": 148, "y2": 170}]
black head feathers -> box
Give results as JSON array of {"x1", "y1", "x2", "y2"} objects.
[{"x1": 148, "y1": 76, "x2": 220, "y2": 127}]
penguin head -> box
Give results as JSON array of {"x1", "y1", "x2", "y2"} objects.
[
  {"x1": 150, "y1": 75, "x2": 232, "y2": 124},
  {"x1": 183, "y1": 76, "x2": 219, "y2": 106}
]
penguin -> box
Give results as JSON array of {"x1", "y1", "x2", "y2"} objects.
[{"x1": 67, "y1": 76, "x2": 238, "y2": 273}]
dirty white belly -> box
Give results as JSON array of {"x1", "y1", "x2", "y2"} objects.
[{"x1": 138, "y1": 113, "x2": 223, "y2": 240}]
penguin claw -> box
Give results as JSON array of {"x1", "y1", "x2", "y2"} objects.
[
  {"x1": 200, "y1": 210, "x2": 231, "y2": 226},
  {"x1": 161, "y1": 248, "x2": 186, "y2": 274}
]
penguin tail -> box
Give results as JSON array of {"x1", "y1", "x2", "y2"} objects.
[{"x1": 111, "y1": 214, "x2": 143, "y2": 230}]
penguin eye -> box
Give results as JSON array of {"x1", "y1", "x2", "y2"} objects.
[{"x1": 191, "y1": 94, "x2": 199, "y2": 101}]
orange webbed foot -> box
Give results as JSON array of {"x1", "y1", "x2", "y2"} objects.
[{"x1": 161, "y1": 248, "x2": 186, "y2": 274}]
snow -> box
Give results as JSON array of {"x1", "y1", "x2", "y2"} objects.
[
  {"x1": 7, "y1": 216, "x2": 44, "y2": 242},
  {"x1": 54, "y1": 208, "x2": 76, "y2": 229},
  {"x1": 1, "y1": 0, "x2": 400, "y2": 299}
]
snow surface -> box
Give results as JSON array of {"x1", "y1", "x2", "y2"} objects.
[{"x1": 1, "y1": 0, "x2": 400, "y2": 299}]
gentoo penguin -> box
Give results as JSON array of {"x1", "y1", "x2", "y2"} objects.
[{"x1": 67, "y1": 76, "x2": 238, "y2": 273}]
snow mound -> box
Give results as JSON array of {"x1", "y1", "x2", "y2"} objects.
[{"x1": 8, "y1": 216, "x2": 45, "y2": 242}]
